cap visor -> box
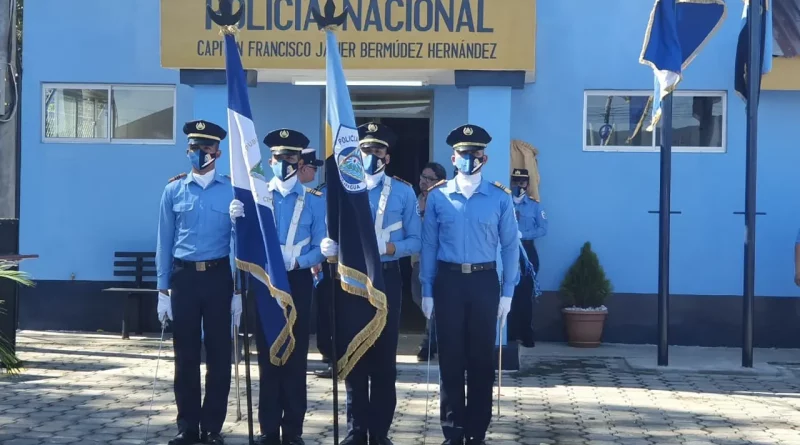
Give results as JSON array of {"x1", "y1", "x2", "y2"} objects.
[{"x1": 188, "y1": 137, "x2": 218, "y2": 145}]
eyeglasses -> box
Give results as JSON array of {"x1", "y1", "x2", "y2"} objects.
[{"x1": 420, "y1": 174, "x2": 438, "y2": 182}]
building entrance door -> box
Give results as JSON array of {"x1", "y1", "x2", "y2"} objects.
[{"x1": 353, "y1": 90, "x2": 432, "y2": 334}]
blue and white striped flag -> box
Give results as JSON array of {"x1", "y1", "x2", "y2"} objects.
[
  {"x1": 224, "y1": 32, "x2": 296, "y2": 366},
  {"x1": 639, "y1": 0, "x2": 727, "y2": 130}
]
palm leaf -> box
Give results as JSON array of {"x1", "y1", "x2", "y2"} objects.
[{"x1": 0, "y1": 260, "x2": 33, "y2": 374}]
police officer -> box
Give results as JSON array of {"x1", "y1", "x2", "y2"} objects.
[
  {"x1": 419, "y1": 124, "x2": 520, "y2": 445},
  {"x1": 320, "y1": 122, "x2": 421, "y2": 445},
  {"x1": 229, "y1": 129, "x2": 326, "y2": 445},
  {"x1": 296, "y1": 148, "x2": 335, "y2": 378},
  {"x1": 156, "y1": 120, "x2": 242, "y2": 445},
  {"x1": 507, "y1": 168, "x2": 547, "y2": 347}
]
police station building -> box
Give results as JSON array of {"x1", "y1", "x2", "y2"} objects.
[{"x1": 17, "y1": 0, "x2": 800, "y2": 348}]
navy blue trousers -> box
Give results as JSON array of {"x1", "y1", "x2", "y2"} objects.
[
  {"x1": 170, "y1": 260, "x2": 233, "y2": 435},
  {"x1": 338, "y1": 263, "x2": 402, "y2": 439},
  {"x1": 254, "y1": 269, "x2": 313, "y2": 439},
  {"x1": 434, "y1": 267, "x2": 499, "y2": 442},
  {"x1": 314, "y1": 262, "x2": 334, "y2": 361},
  {"x1": 508, "y1": 240, "x2": 538, "y2": 345}
]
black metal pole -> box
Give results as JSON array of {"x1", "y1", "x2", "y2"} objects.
[
  {"x1": 328, "y1": 261, "x2": 340, "y2": 444},
  {"x1": 239, "y1": 270, "x2": 256, "y2": 444},
  {"x1": 742, "y1": 0, "x2": 762, "y2": 369},
  {"x1": 657, "y1": 92, "x2": 673, "y2": 367}
]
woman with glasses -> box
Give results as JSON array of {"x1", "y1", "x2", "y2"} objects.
[{"x1": 412, "y1": 162, "x2": 447, "y2": 361}]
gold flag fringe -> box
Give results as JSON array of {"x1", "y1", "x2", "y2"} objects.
[
  {"x1": 334, "y1": 262, "x2": 388, "y2": 380},
  {"x1": 236, "y1": 259, "x2": 297, "y2": 366},
  {"x1": 218, "y1": 25, "x2": 239, "y2": 36}
]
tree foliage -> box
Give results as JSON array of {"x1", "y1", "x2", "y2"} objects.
[
  {"x1": 0, "y1": 260, "x2": 33, "y2": 374},
  {"x1": 559, "y1": 242, "x2": 612, "y2": 309}
]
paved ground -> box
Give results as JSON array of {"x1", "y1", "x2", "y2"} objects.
[{"x1": 3, "y1": 331, "x2": 800, "y2": 445}]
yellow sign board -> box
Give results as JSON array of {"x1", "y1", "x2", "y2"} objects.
[{"x1": 161, "y1": 0, "x2": 536, "y2": 71}]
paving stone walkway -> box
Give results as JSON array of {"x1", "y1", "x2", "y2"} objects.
[{"x1": 2, "y1": 331, "x2": 800, "y2": 444}]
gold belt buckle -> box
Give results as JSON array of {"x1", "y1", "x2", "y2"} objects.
[
  {"x1": 196, "y1": 262, "x2": 207, "y2": 272},
  {"x1": 461, "y1": 263, "x2": 472, "y2": 274}
]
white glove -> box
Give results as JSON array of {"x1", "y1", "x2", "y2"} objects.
[
  {"x1": 157, "y1": 291, "x2": 173, "y2": 323},
  {"x1": 498, "y1": 296, "x2": 512, "y2": 325},
  {"x1": 282, "y1": 251, "x2": 295, "y2": 271},
  {"x1": 321, "y1": 238, "x2": 339, "y2": 257},
  {"x1": 231, "y1": 293, "x2": 242, "y2": 331},
  {"x1": 230, "y1": 199, "x2": 244, "y2": 220},
  {"x1": 378, "y1": 241, "x2": 388, "y2": 255},
  {"x1": 422, "y1": 297, "x2": 434, "y2": 319}
]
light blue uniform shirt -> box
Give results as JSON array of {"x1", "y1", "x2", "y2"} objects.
[
  {"x1": 420, "y1": 178, "x2": 520, "y2": 298},
  {"x1": 156, "y1": 172, "x2": 234, "y2": 290},
  {"x1": 515, "y1": 195, "x2": 548, "y2": 240},
  {"x1": 267, "y1": 178, "x2": 326, "y2": 270},
  {"x1": 367, "y1": 175, "x2": 422, "y2": 262}
]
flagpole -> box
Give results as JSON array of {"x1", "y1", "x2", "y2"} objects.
[
  {"x1": 657, "y1": 90, "x2": 672, "y2": 368},
  {"x1": 742, "y1": 0, "x2": 763, "y2": 369}
]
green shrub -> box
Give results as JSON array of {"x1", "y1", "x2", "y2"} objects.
[
  {"x1": 0, "y1": 261, "x2": 33, "y2": 374},
  {"x1": 559, "y1": 242, "x2": 612, "y2": 309}
]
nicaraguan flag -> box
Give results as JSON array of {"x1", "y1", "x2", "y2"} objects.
[
  {"x1": 225, "y1": 33, "x2": 296, "y2": 366},
  {"x1": 639, "y1": 0, "x2": 727, "y2": 130},
  {"x1": 323, "y1": 30, "x2": 388, "y2": 380},
  {"x1": 735, "y1": 0, "x2": 773, "y2": 102}
]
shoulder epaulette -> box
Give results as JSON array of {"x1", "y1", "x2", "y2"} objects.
[
  {"x1": 306, "y1": 187, "x2": 323, "y2": 197},
  {"x1": 492, "y1": 181, "x2": 511, "y2": 194},
  {"x1": 392, "y1": 176, "x2": 412, "y2": 187},
  {"x1": 168, "y1": 173, "x2": 187, "y2": 183},
  {"x1": 314, "y1": 182, "x2": 326, "y2": 191},
  {"x1": 427, "y1": 180, "x2": 446, "y2": 192}
]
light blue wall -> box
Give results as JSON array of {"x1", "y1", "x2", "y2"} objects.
[{"x1": 20, "y1": 0, "x2": 800, "y2": 300}]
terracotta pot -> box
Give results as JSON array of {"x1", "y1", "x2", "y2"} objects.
[{"x1": 562, "y1": 308, "x2": 608, "y2": 348}]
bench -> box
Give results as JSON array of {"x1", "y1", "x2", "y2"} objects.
[{"x1": 102, "y1": 251, "x2": 158, "y2": 339}]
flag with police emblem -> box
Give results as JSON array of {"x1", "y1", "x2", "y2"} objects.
[
  {"x1": 222, "y1": 29, "x2": 295, "y2": 366},
  {"x1": 639, "y1": 0, "x2": 726, "y2": 130},
  {"x1": 323, "y1": 29, "x2": 388, "y2": 380}
]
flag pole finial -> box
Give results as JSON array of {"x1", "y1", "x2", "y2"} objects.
[
  {"x1": 312, "y1": 0, "x2": 348, "y2": 30},
  {"x1": 207, "y1": 0, "x2": 244, "y2": 35}
]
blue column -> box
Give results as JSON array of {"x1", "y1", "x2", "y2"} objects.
[{"x1": 466, "y1": 85, "x2": 516, "y2": 369}]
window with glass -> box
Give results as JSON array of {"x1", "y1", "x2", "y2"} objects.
[
  {"x1": 583, "y1": 90, "x2": 726, "y2": 153},
  {"x1": 43, "y1": 84, "x2": 176, "y2": 143}
]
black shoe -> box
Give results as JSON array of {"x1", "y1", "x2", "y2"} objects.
[
  {"x1": 168, "y1": 432, "x2": 201, "y2": 445},
  {"x1": 340, "y1": 431, "x2": 368, "y2": 445},
  {"x1": 201, "y1": 432, "x2": 225, "y2": 444},
  {"x1": 282, "y1": 436, "x2": 305, "y2": 445},
  {"x1": 466, "y1": 440, "x2": 486, "y2": 445},
  {"x1": 314, "y1": 365, "x2": 333, "y2": 378},
  {"x1": 417, "y1": 347, "x2": 436, "y2": 362},
  {"x1": 255, "y1": 433, "x2": 281, "y2": 445},
  {"x1": 369, "y1": 437, "x2": 394, "y2": 445},
  {"x1": 441, "y1": 439, "x2": 464, "y2": 445}
]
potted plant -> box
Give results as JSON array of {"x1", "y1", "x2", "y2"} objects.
[
  {"x1": 0, "y1": 260, "x2": 33, "y2": 374},
  {"x1": 559, "y1": 242, "x2": 612, "y2": 348}
]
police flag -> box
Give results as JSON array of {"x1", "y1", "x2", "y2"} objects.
[
  {"x1": 316, "y1": 5, "x2": 388, "y2": 380},
  {"x1": 223, "y1": 20, "x2": 296, "y2": 366},
  {"x1": 734, "y1": 0, "x2": 773, "y2": 102},
  {"x1": 639, "y1": 0, "x2": 727, "y2": 130}
]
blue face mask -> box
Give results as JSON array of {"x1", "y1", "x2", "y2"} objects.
[
  {"x1": 512, "y1": 186, "x2": 527, "y2": 197},
  {"x1": 271, "y1": 159, "x2": 298, "y2": 182},
  {"x1": 454, "y1": 153, "x2": 484, "y2": 175},
  {"x1": 362, "y1": 153, "x2": 386, "y2": 175},
  {"x1": 188, "y1": 149, "x2": 215, "y2": 171}
]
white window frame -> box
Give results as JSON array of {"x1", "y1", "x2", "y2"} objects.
[
  {"x1": 41, "y1": 83, "x2": 177, "y2": 145},
  {"x1": 582, "y1": 89, "x2": 727, "y2": 154}
]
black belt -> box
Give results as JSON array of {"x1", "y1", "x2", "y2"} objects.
[
  {"x1": 439, "y1": 261, "x2": 496, "y2": 274},
  {"x1": 382, "y1": 260, "x2": 399, "y2": 271},
  {"x1": 174, "y1": 257, "x2": 227, "y2": 272}
]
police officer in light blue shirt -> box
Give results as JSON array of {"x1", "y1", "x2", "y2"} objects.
[
  {"x1": 507, "y1": 168, "x2": 547, "y2": 347},
  {"x1": 320, "y1": 122, "x2": 421, "y2": 445},
  {"x1": 419, "y1": 124, "x2": 520, "y2": 445},
  {"x1": 229, "y1": 128, "x2": 326, "y2": 445},
  {"x1": 156, "y1": 119, "x2": 242, "y2": 445}
]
